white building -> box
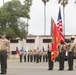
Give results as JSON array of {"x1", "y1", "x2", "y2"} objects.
[{"x1": 10, "y1": 35, "x2": 76, "y2": 54}]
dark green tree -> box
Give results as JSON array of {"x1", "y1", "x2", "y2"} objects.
[{"x1": 0, "y1": 0, "x2": 32, "y2": 39}]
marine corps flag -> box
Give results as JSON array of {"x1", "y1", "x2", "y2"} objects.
[{"x1": 51, "y1": 18, "x2": 62, "y2": 62}]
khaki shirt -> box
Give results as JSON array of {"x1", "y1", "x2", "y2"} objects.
[
  {"x1": 61, "y1": 44, "x2": 66, "y2": 52},
  {"x1": 39, "y1": 51, "x2": 42, "y2": 56},
  {"x1": 66, "y1": 43, "x2": 76, "y2": 52},
  {"x1": 30, "y1": 51, "x2": 33, "y2": 55},
  {"x1": 33, "y1": 51, "x2": 36, "y2": 55},
  {"x1": 20, "y1": 51, "x2": 23, "y2": 55},
  {"x1": 0, "y1": 39, "x2": 9, "y2": 51},
  {"x1": 24, "y1": 51, "x2": 27, "y2": 55},
  {"x1": 69, "y1": 43, "x2": 76, "y2": 52},
  {"x1": 36, "y1": 50, "x2": 40, "y2": 54},
  {"x1": 58, "y1": 44, "x2": 66, "y2": 52}
]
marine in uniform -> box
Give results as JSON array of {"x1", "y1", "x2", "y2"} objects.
[
  {"x1": 36, "y1": 49, "x2": 39, "y2": 63},
  {"x1": 30, "y1": 50, "x2": 33, "y2": 62},
  {"x1": 24, "y1": 51, "x2": 27, "y2": 62},
  {"x1": 67, "y1": 36, "x2": 76, "y2": 70},
  {"x1": 27, "y1": 50, "x2": 30, "y2": 62},
  {"x1": 39, "y1": 50, "x2": 42, "y2": 62},
  {"x1": 43, "y1": 51, "x2": 45, "y2": 62},
  {"x1": 45, "y1": 51, "x2": 48, "y2": 62},
  {"x1": 58, "y1": 42, "x2": 66, "y2": 70},
  {"x1": 33, "y1": 50, "x2": 36, "y2": 62},
  {"x1": 47, "y1": 44, "x2": 54, "y2": 70},
  {"x1": 0, "y1": 33, "x2": 10, "y2": 74},
  {"x1": 20, "y1": 50, "x2": 23, "y2": 63}
]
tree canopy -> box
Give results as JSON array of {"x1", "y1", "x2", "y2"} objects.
[{"x1": 0, "y1": 0, "x2": 32, "y2": 40}]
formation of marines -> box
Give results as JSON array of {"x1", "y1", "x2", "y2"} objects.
[
  {"x1": 20, "y1": 35, "x2": 76, "y2": 71},
  {"x1": 19, "y1": 49, "x2": 48, "y2": 63},
  {"x1": 48, "y1": 35, "x2": 76, "y2": 71},
  {"x1": 0, "y1": 32, "x2": 76, "y2": 75}
]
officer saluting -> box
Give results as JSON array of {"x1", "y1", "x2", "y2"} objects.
[
  {"x1": 67, "y1": 36, "x2": 76, "y2": 71},
  {"x1": 0, "y1": 32, "x2": 10, "y2": 74}
]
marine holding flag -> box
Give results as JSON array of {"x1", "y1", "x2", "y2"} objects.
[
  {"x1": 51, "y1": 18, "x2": 62, "y2": 62},
  {"x1": 47, "y1": 44, "x2": 54, "y2": 70}
]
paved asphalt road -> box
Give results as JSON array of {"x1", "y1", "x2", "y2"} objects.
[{"x1": 1, "y1": 59, "x2": 76, "y2": 75}]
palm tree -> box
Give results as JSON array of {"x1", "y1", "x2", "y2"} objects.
[
  {"x1": 24, "y1": 0, "x2": 32, "y2": 5},
  {"x1": 24, "y1": 0, "x2": 32, "y2": 34},
  {"x1": 75, "y1": 0, "x2": 76, "y2": 3},
  {"x1": 3, "y1": 0, "x2": 4, "y2": 4},
  {"x1": 42, "y1": 0, "x2": 49, "y2": 35}
]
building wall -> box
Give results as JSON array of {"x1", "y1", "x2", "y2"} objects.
[{"x1": 10, "y1": 35, "x2": 76, "y2": 51}]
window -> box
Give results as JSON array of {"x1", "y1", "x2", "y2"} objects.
[
  {"x1": 10, "y1": 40, "x2": 19, "y2": 43},
  {"x1": 43, "y1": 39, "x2": 52, "y2": 43},
  {"x1": 12, "y1": 51, "x2": 16, "y2": 55},
  {"x1": 26, "y1": 39, "x2": 35, "y2": 43}
]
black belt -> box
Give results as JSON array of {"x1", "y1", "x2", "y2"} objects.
[
  {"x1": 68, "y1": 52, "x2": 73, "y2": 53},
  {"x1": 0, "y1": 50, "x2": 7, "y2": 51}
]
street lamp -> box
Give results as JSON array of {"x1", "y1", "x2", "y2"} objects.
[
  {"x1": 42, "y1": 0, "x2": 49, "y2": 35},
  {"x1": 58, "y1": 0, "x2": 68, "y2": 36}
]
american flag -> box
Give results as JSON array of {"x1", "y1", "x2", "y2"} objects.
[{"x1": 57, "y1": 7, "x2": 64, "y2": 38}]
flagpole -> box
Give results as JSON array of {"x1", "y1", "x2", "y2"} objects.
[{"x1": 51, "y1": 18, "x2": 53, "y2": 36}]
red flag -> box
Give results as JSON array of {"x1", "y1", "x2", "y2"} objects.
[{"x1": 51, "y1": 18, "x2": 62, "y2": 62}]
